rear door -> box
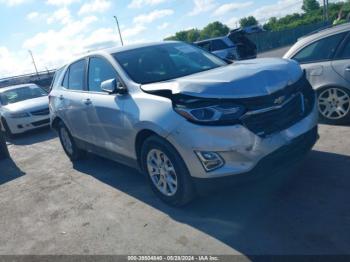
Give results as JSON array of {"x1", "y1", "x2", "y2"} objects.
[
  {"x1": 61, "y1": 59, "x2": 91, "y2": 142},
  {"x1": 333, "y1": 32, "x2": 350, "y2": 84},
  {"x1": 292, "y1": 32, "x2": 348, "y2": 88}
]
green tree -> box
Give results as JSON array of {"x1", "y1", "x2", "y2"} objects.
[
  {"x1": 186, "y1": 29, "x2": 200, "y2": 42},
  {"x1": 199, "y1": 21, "x2": 229, "y2": 40},
  {"x1": 302, "y1": 0, "x2": 320, "y2": 13},
  {"x1": 239, "y1": 16, "x2": 258, "y2": 28}
]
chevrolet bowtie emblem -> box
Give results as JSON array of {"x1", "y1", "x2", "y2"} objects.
[{"x1": 274, "y1": 96, "x2": 286, "y2": 105}]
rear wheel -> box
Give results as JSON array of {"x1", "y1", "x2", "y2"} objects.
[
  {"x1": 58, "y1": 122, "x2": 85, "y2": 161},
  {"x1": 141, "y1": 135, "x2": 195, "y2": 206},
  {"x1": 317, "y1": 87, "x2": 350, "y2": 125}
]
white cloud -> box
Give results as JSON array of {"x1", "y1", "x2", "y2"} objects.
[
  {"x1": 128, "y1": 0, "x2": 166, "y2": 9},
  {"x1": 78, "y1": 0, "x2": 111, "y2": 15},
  {"x1": 47, "y1": 7, "x2": 72, "y2": 25},
  {"x1": 0, "y1": 47, "x2": 33, "y2": 78},
  {"x1": 26, "y1": 11, "x2": 39, "y2": 20},
  {"x1": 188, "y1": 0, "x2": 216, "y2": 16},
  {"x1": 213, "y1": 2, "x2": 254, "y2": 17},
  {"x1": 226, "y1": 17, "x2": 239, "y2": 29},
  {"x1": 251, "y1": 0, "x2": 303, "y2": 23},
  {"x1": 157, "y1": 22, "x2": 169, "y2": 30},
  {"x1": 122, "y1": 24, "x2": 147, "y2": 38},
  {"x1": 46, "y1": 0, "x2": 80, "y2": 6},
  {"x1": 133, "y1": 9, "x2": 174, "y2": 24},
  {"x1": 0, "y1": 0, "x2": 28, "y2": 6},
  {"x1": 22, "y1": 16, "x2": 101, "y2": 71}
]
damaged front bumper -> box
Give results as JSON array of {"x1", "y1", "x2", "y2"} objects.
[{"x1": 166, "y1": 99, "x2": 319, "y2": 181}]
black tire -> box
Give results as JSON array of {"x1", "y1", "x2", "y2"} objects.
[
  {"x1": 1, "y1": 118, "x2": 14, "y2": 138},
  {"x1": 140, "y1": 135, "x2": 195, "y2": 207},
  {"x1": 58, "y1": 122, "x2": 85, "y2": 161},
  {"x1": 317, "y1": 86, "x2": 350, "y2": 125}
]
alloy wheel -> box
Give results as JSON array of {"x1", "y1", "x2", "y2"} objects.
[
  {"x1": 147, "y1": 149, "x2": 178, "y2": 197},
  {"x1": 318, "y1": 87, "x2": 350, "y2": 120}
]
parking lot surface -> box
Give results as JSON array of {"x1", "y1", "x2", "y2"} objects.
[{"x1": 0, "y1": 124, "x2": 350, "y2": 255}]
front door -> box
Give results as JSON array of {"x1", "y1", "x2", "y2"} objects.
[{"x1": 84, "y1": 56, "x2": 128, "y2": 156}]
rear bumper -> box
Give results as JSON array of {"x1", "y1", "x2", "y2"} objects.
[{"x1": 192, "y1": 126, "x2": 319, "y2": 194}]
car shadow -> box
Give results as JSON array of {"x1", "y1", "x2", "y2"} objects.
[
  {"x1": 6, "y1": 127, "x2": 57, "y2": 146},
  {"x1": 0, "y1": 158, "x2": 26, "y2": 185},
  {"x1": 73, "y1": 150, "x2": 350, "y2": 255}
]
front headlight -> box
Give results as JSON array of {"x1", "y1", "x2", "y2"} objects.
[
  {"x1": 9, "y1": 112, "x2": 30, "y2": 118},
  {"x1": 174, "y1": 103, "x2": 245, "y2": 124}
]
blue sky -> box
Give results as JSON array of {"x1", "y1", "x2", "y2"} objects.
[{"x1": 0, "y1": 0, "x2": 320, "y2": 77}]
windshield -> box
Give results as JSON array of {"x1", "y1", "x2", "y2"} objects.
[
  {"x1": 0, "y1": 85, "x2": 47, "y2": 106},
  {"x1": 113, "y1": 43, "x2": 227, "y2": 85}
]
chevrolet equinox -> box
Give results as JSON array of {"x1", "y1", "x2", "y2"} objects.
[{"x1": 50, "y1": 42, "x2": 319, "y2": 206}]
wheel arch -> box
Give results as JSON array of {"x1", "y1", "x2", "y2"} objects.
[
  {"x1": 51, "y1": 116, "x2": 68, "y2": 131},
  {"x1": 135, "y1": 129, "x2": 160, "y2": 170}
]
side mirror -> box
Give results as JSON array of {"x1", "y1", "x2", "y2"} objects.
[{"x1": 101, "y1": 78, "x2": 127, "y2": 95}]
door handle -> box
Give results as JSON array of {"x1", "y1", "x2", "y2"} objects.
[
  {"x1": 59, "y1": 95, "x2": 64, "y2": 100},
  {"x1": 345, "y1": 67, "x2": 350, "y2": 72},
  {"x1": 84, "y1": 98, "x2": 92, "y2": 105}
]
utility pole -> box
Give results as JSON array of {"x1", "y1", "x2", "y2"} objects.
[
  {"x1": 28, "y1": 50, "x2": 39, "y2": 78},
  {"x1": 323, "y1": 0, "x2": 326, "y2": 21},
  {"x1": 113, "y1": 16, "x2": 124, "y2": 46},
  {"x1": 325, "y1": 0, "x2": 329, "y2": 21}
]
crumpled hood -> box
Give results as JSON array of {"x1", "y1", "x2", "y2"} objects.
[
  {"x1": 141, "y1": 58, "x2": 303, "y2": 98},
  {"x1": 3, "y1": 96, "x2": 48, "y2": 112}
]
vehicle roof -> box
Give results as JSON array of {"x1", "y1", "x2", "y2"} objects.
[
  {"x1": 0, "y1": 83, "x2": 37, "y2": 93},
  {"x1": 284, "y1": 23, "x2": 350, "y2": 58}
]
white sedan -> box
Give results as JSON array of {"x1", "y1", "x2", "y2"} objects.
[{"x1": 0, "y1": 84, "x2": 49, "y2": 136}]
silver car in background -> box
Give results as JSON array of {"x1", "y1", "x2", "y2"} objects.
[
  {"x1": 0, "y1": 84, "x2": 49, "y2": 136},
  {"x1": 50, "y1": 42, "x2": 318, "y2": 206},
  {"x1": 284, "y1": 23, "x2": 350, "y2": 125}
]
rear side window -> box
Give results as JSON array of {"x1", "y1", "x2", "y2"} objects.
[
  {"x1": 197, "y1": 41, "x2": 211, "y2": 51},
  {"x1": 211, "y1": 40, "x2": 228, "y2": 51},
  {"x1": 67, "y1": 60, "x2": 86, "y2": 91},
  {"x1": 293, "y1": 33, "x2": 347, "y2": 63},
  {"x1": 50, "y1": 67, "x2": 64, "y2": 90},
  {"x1": 336, "y1": 34, "x2": 350, "y2": 59},
  {"x1": 62, "y1": 69, "x2": 69, "y2": 89},
  {"x1": 88, "y1": 57, "x2": 117, "y2": 92}
]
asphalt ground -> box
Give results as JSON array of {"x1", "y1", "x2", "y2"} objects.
[{"x1": 0, "y1": 123, "x2": 349, "y2": 256}]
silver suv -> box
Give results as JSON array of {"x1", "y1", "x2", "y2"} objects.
[
  {"x1": 50, "y1": 42, "x2": 318, "y2": 206},
  {"x1": 284, "y1": 23, "x2": 350, "y2": 125}
]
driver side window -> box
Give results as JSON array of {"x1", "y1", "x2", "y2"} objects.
[{"x1": 88, "y1": 57, "x2": 117, "y2": 92}]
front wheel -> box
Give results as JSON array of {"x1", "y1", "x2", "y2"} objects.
[
  {"x1": 58, "y1": 122, "x2": 85, "y2": 161},
  {"x1": 317, "y1": 87, "x2": 350, "y2": 125},
  {"x1": 141, "y1": 135, "x2": 195, "y2": 206}
]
